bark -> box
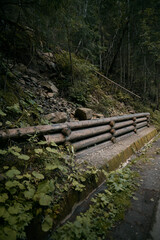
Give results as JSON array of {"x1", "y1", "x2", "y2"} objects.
[
  {"x1": 72, "y1": 132, "x2": 112, "y2": 151},
  {"x1": 66, "y1": 125, "x2": 111, "y2": 142}
]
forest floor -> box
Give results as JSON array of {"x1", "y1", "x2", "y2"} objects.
[{"x1": 107, "y1": 135, "x2": 160, "y2": 240}]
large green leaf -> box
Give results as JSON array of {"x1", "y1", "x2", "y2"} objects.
[
  {"x1": 0, "y1": 193, "x2": 8, "y2": 203},
  {"x1": 18, "y1": 154, "x2": 30, "y2": 160},
  {"x1": 10, "y1": 146, "x2": 21, "y2": 153},
  {"x1": 5, "y1": 180, "x2": 25, "y2": 190},
  {"x1": 8, "y1": 203, "x2": 23, "y2": 215},
  {"x1": 32, "y1": 171, "x2": 44, "y2": 180},
  {"x1": 46, "y1": 147, "x2": 59, "y2": 153},
  {"x1": 0, "y1": 206, "x2": 6, "y2": 217},
  {"x1": 3, "y1": 227, "x2": 17, "y2": 240},
  {"x1": 24, "y1": 188, "x2": 35, "y2": 199},
  {"x1": 0, "y1": 109, "x2": 6, "y2": 117},
  {"x1": 34, "y1": 148, "x2": 43, "y2": 154},
  {"x1": 0, "y1": 149, "x2": 7, "y2": 155},
  {"x1": 45, "y1": 164, "x2": 68, "y2": 173},
  {"x1": 6, "y1": 169, "x2": 21, "y2": 178},
  {"x1": 38, "y1": 141, "x2": 47, "y2": 145},
  {"x1": 42, "y1": 215, "x2": 53, "y2": 232},
  {"x1": 37, "y1": 180, "x2": 55, "y2": 194},
  {"x1": 39, "y1": 193, "x2": 52, "y2": 206}
]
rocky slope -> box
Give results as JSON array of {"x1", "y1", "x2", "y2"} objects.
[{"x1": 0, "y1": 49, "x2": 136, "y2": 130}]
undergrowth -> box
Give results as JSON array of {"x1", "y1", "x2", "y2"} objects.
[
  {"x1": 0, "y1": 138, "x2": 100, "y2": 240},
  {"x1": 52, "y1": 166, "x2": 139, "y2": 240}
]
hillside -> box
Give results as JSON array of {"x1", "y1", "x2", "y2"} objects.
[{"x1": 0, "y1": 48, "x2": 155, "y2": 131}]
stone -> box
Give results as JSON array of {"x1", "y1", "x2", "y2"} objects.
[
  {"x1": 75, "y1": 108, "x2": 93, "y2": 120},
  {"x1": 43, "y1": 52, "x2": 53, "y2": 58},
  {"x1": 47, "y1": 92, "x2": 54, "y2": 98},
  {"x1": 19, "y1": 78, "x2": 25, "y2": 85},
  {"x1": 129, "y1": 110, "x2": 135, "y2": 114},
  {"x1": 41, "y1": 81, "x2": 58, "y2": 96},
  {"x1": 48, "y1": 62, "x2": 56, "y2": 70},
  {"x1": 93, "y1": 113, "x2": 104, "y2": 119},
  {"x1": 18, "y1": 64, "x2": 27, "y2": 73},
  {"x1": 30, "y1": 77, "x2": 38, "y2": 83},
  {"x1": 44, "y1": 112, "x2": 67, "y2": 123}
]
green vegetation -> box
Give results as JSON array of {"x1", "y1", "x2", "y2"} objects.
[
  {"x1": 52, "y1": 166, "x2": 139, "y2": 240},
  {"x1": 1, "y1": 1, "x2": 160, "y2": 239},
  {"x1": 1, "y1": 0, "x2": 160, "y2": 108},
  {"x1": 0, "y1": 81, "x2": 44, "y2": 128},
  {"x1": 0, "y1": 140, "x2": 100, "y2": 240}
]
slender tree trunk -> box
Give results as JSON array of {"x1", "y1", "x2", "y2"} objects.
[
  {"x1": 66, "y1": 24, "x2": 74, "y2": 84},
  {"x1": 120, "y1": 46, "x2": 123, "y2": 84},
  {"x1": 127, "y1": 0, "x2": 130, "y2": 88}
]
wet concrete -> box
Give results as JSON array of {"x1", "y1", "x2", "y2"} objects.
[{"x1": 107, "y1": 137, "x2": 160, "y2": 240}]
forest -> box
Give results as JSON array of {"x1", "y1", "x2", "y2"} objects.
[
  {"x1": 0, "y1": 1, "x2": 160, "y2": 240},
  {"x1": 1, "y1": 0, "x2": 160, "y2": 106}
]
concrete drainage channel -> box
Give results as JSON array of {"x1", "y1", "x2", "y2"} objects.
[{"x1": 60, "y1": 127, "x2": 158, "y2": 228}]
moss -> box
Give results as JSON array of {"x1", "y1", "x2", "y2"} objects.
[
  {"x1": 105, "y1": 129, "x2": 157, "y2": 171},
  {"x1": 0, "y1": 90, "x2": 19, "y2": 106}
]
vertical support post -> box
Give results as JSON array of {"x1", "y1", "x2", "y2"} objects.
[
  {"x1": 133, "y1": 116, "x2": 137, "y2": 133},
  {"x1": 110, "y1": 121, "x2": 116, "y2": 143},
  {"x1": 147, "y1": 115, "x2": 150, "y2": 127}
]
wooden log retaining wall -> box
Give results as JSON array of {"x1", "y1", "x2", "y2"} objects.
[{"x1": 0, "y1": 113, "x2": 150, "y2": 152}]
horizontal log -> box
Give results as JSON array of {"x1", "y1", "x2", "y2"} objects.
[
  {"x1": 117, "y1": 131, "x2": 135, "y2": 142},
  {"x1": 76, "y1": 141, "x2": 112, "y2": 158},
  {"x1": 66, "y1": 125, "x2": 111, "y2": 142},
  {"x1": 0, "y1": 113, "x2": 150, "y2": 140},
  {"x1": 136, "y1": 117, "x2": 147, "y2": 123},
  {"x1": 44, "y1": 133, "x2": 65, "y2": 144},
  {"x1": 114, "y1": 120, "x2": 134, "y2": 129},
  {"x1": 136, "y1": 121, "x2": 148, "y2": 129},
  {"x1": 67, "y1": 113, "x2": 150, "y2": 129},
  {"x1": 72, "y1": 132, "x2": 112, "y2": 151},
  {"x1": 114, "y1": 125, "x2": 135, "y2": 137},
  {"x1": 0, "y1": 124, "x2": 67, "y2": 140}
]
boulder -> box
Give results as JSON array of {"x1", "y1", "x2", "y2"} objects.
[
  {"x1": 44, "y1": 112, "x2": 67, "y2": 123},
  {"x1": 41, "y1": 81, "x2": 58, "y2": 96},
  {"x1": 75, "y1": 108, "x2": 93, "y2": 120}
]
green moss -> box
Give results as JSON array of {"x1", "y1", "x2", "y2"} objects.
[{"x1": 0, "y1": 90, "x2": 19, "y2": 106}]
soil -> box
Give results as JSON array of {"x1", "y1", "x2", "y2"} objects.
[{"x1": 107, "y1": 135, "x2": 160, "y2": 240}]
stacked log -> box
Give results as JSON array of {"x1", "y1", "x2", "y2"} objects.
[{"x1": 0, "y1": 112, "x2": 150, "y2": 152}]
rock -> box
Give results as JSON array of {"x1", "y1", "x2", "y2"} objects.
[
  {"x1": 93, "y1": 113, "x2": 104, "y2": 119},
  {"x1": 19, "y1": 78, "x2": 25, "y2": 85},
  {"x1": 47, "y1": 92, "x2": 54, "y2": 98},
  {"x1": 44, "y1": 112, "x2": 67, "y2": 123},
  {"x1": 43, "y1": 52, "x2": 53, "y2": 58},
  {"x1": 30, "y1": 77, "x2": 38, "y2": 83},
  {"x1": 75, "y1": 108, "x2": 93, "y2": 120},
  {"x1": 18, "y1": 64, "x2": 27, "y2": 73},
  {"x1": 129, "y1": 110, "x2": 135, "y2": 114},
  {"x1": 26, "y1": 68, "x2": 39, "y2": 77},
  {"x1": 48, "y1": 62, "x2": 56, "y2": 70},
  {"x1": 41, "y1": 81, "x2": 58, "y2": 96}
]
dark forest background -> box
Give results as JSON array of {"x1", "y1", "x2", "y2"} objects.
[{"x1": 1, "y1": 0, "x2": 160, "y2": 107}]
